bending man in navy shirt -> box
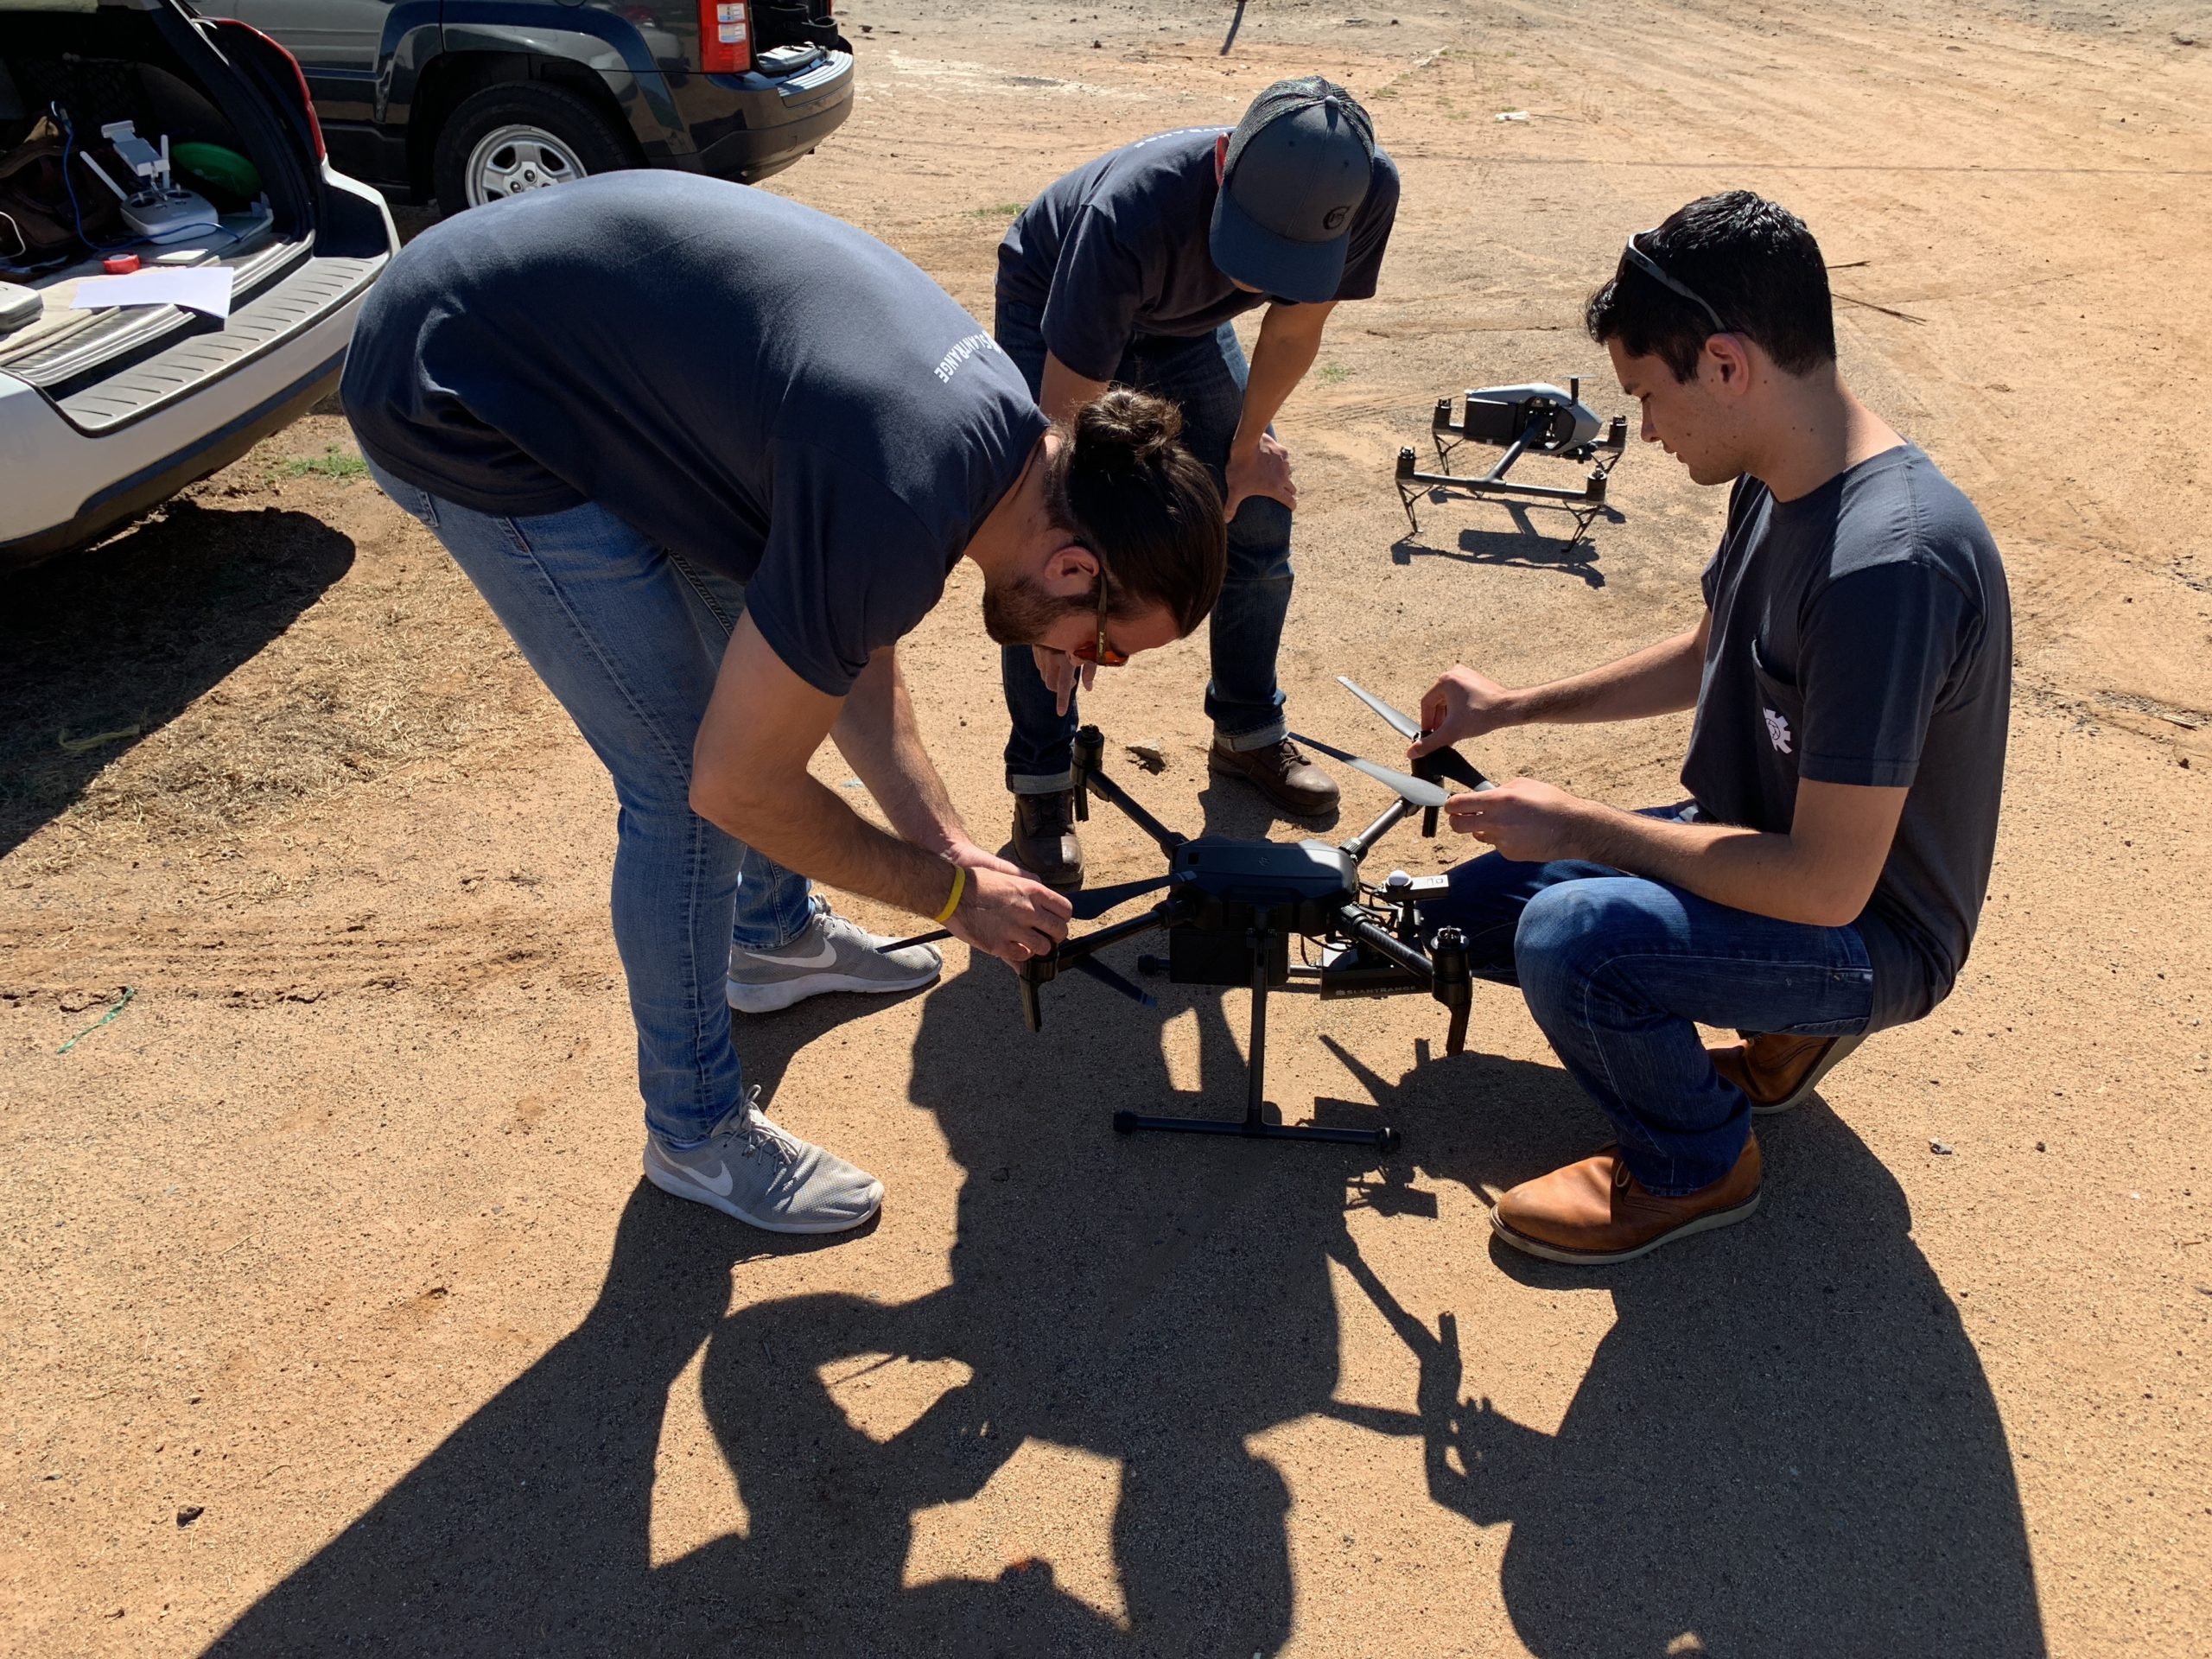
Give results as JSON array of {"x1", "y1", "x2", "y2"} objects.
[
  {"x1": 993, "y1": 76, "x2": 1401, "y2": 885},
  {"x1": 1414, "y1": 192, "x2": 2011, "y2": 1265},
  {"x1": 343, "y1": 175, "x2": 1226, "y2": 1237}
]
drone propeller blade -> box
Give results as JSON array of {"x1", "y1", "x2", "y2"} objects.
[
  {"x1": 1070, "y1": 874, "x2": 1172, "y2": 921},
  {"x1": 1338, "y1": 676, "x2": 1494, "y2": 792},
  {"x1": 876, "y1": 874, "x2": 1172, "y2": 955},
  {"x1": 1337, "y1": 676, "x2": 1421, "y2": 741},
  {"x1": 876, "y1": 926, "x2": 950, "y2": 953},
  {"x1": 1070, "y1": 953, "x2": 1157, "y2": 1008},
  {"x1": 1287, "y1": 732, "x2": 1452, "y2": 810},
  {"x1": 1418, "y1": 745, "x2": 1494, "y2": 793}
]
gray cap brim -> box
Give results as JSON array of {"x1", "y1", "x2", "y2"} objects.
[{"x1": 1210, "y1": 182, "x2": 1348, "y2": 306}]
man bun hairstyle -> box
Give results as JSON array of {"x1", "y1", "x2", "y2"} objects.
[
  {"x1": 1044, "y1": 386, "x2": 1226, "y2": 638},
  {"x1": 1585, "y1": 190, "x2": 1837, "y2": 384}
]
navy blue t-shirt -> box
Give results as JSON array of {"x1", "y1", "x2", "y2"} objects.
[
  {"x1": 995, "y1": 127, "x2": 1400, "y2": 380},
  {"x1": 342, "y1": 174, "x2": 1047, "y2": 696},
  {"x1": 1684, "y1": 445, "x2": 2012, "y2": 1030}
]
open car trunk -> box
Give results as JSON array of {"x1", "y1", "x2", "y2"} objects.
[{"x1": 0, "y1": 0, "x2": 323, "y2": 403}]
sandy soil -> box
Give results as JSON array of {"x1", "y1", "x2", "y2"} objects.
[{"x1": 4, "y1": 0, "x2": 2209, "y2": 1652}]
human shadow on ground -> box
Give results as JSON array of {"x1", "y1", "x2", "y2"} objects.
[
  {"x1": 0, "y1": 502, "x2": 353, "y2": 855},
  {"x1": 207, "y1": 965, "x2": 2045, "y2": 1656},
  {"x1": 207, "y1": 960, "x2": 1380, "y2": 1655},
  {"x1": 1319, "y1": 1037, "x2": 2051, "y2": 1658},
  {"x1": 1390, "y1": 508, "x2": 1619, "y2": 588}
]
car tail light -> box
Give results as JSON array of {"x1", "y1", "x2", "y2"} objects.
[
  {"x1": 210, "y1": 19, "x2": 327, "y2": 162},
  {"x1": 699, "y1": 0, "x2": 752, "y2": 73}
]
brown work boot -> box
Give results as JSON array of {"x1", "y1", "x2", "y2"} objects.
[
  {"x1": 1209, "y1": 736, "x2": 1341, "y2": 817},
  {"x1": 1009, "y1": 790, "x2": 1083, "y2": 889},
  {"x1": 1708, "y1": 1032, "x2": 1865, "y2": 1115},
  {"x1": 1491, "y1": 1137, "x2": 1763, "y2": 1265}
]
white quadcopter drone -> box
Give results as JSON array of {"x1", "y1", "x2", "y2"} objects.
[{"x1": 1395, "y1": 379, "x2": 1629, "y2": 543}]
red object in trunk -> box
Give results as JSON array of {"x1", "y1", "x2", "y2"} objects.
[{"x1": 698, "y1": 0, "x2": 753, "y2": 73}]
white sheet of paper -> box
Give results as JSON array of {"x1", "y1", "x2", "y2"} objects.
[{"x1": 70, "y1": 266, "x2": 236, "y2": 320}]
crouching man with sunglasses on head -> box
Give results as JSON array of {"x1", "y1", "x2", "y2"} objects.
[
  {"x1": 1412, "y1": 191, "x2": 2012, "y2": 1265},
  {"x1": 342, "y1": 174, "x2": 1225, "y2": 1236}
]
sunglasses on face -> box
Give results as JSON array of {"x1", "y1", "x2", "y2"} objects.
[
  {"x1": 1068, "y1": 575, "x2": 1129, "y2": 668},
  {"x1": 1623, "y1": 229, "x2": 1734, "y2": 339}
]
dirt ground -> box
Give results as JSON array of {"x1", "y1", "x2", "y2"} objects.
[{"x1": 5, "y1": 0, "x2": 2209, "y2": 1652}]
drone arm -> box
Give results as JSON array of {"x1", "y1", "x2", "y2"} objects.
[
  {"x1": 1017, "y1": 902, "x2": 1175, "y2": 1033},
  {"x1": 1339, "y1": 796, "x2": 1413, "y2": 863},
  {"x1": 1071, "y1": 726, "x2": 1188, "y2": 857},
  {"x1": 1047, "y1": 902, "x2": 1174, "y2": 967}
]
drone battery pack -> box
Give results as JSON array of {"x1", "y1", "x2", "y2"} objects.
[{"x1": 1170, "y1": 925, "x2": 1289, "y2": 988}]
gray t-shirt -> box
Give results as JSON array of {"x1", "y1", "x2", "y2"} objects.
[
  {"x1": 342, "y1": 173, "x2": 1047, "y2": 696},
  {"x1": 1683, "y1": 445, "x2": 2012, "y2": 1030},
  {"x1": 995, "y1": 126, "x2": 1399, "y2": 380}
]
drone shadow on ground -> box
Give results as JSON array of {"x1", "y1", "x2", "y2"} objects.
[
  {"x1": 207, "y1": 966, "x2": 2047, "y2": 1656},
  {"x1": 1391, "y1": 499, "x2": 1624, "y2": 588}
]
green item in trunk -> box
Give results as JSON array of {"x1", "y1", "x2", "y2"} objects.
[{"x1": 171, "y1": 141, "x2": 262, "y2": 199}]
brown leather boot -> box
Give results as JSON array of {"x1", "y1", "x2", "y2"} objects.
[
  {"x1": 1708, "y1": 1032, "x2": 1865, "y2": 1115},
  {"x1": 1009, "y1": 790, "x2": 1083, "y2": 889},
  {"x1": 1208, "y1": 736, "x2": 1341, "y2": 817},
  {"x1": 1491, "y1": 1137, "x2": 1762, "y2": 1265}
]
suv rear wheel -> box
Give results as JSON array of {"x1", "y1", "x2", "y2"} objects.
[{"x1": 432, "y1": 82, "x2": 633, "y2": 213}]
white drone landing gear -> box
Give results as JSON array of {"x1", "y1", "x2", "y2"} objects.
[
  {"x1": 1395, "y1": 379, "x2": 1630, "y2": 547},
  {"x1": 75, "y1": 121, "x2": 221, "y2": 244}
]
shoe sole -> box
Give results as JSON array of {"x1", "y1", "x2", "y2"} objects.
[
  {"x1": 643, "y1": 1153, "x2": 883, "y2": 1234},
  {"x1": 1750, "y1": 1033, "x2": 1866, "y2": 1116},
  {"x1": 725, "y1": 962, "x2": 939, "y2": 1014},
  {"x1": 1206, "y1": 754, "x2": 1340, "y2": 820},
  {"x1": 1490, "y1": 1186, "x2": 1762, "y2": 1265}
]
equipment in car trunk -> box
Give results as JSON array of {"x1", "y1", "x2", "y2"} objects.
[
  {"x1": 0, "y1": 279, "x2": 39, "y2": 335},
  {"x1": 73, "y1": 118, "x2": 219, "y2": 244},
  {"x1": 0, "y1": 116, "x2": 126, "y2": 267}
]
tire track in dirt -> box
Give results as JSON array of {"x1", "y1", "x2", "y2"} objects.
[{"x1": 0, "y1": 907, "x2": 603, "y2": 1002}]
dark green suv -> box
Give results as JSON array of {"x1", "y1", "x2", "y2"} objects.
[{"x1": 217, "y1": 0, "x2": 852, "y2": 212}]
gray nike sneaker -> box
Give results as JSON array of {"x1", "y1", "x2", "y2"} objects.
[
  {"x1": 726, "y1": 907, "x2": 942, "y2": 1014},
  {"x1": 643, "y1": 1088, "x2": 883, "y2": 1234}
]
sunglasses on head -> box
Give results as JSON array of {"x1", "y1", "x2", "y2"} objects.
[
  {"x1": 1623, "y1": 229, "x2": 1734, "y2": 339},
  {"x1": 1069, "y1": 574, "x2": 1129, "y2": 668}
]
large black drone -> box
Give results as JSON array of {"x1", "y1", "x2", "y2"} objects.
[
  {"x1": 887, "y1": 680, "x2": 1495, "y2": 1154},
  {"x1": 1395, "y1": 379, "x2": 1629, "y2": 543}
]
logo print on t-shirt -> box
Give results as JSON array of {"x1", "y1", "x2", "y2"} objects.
[{"x1": 1764, "y1": 706, "x2": 1794, "y2": 755}]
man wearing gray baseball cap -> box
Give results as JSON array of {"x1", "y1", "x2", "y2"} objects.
[{"x1": 993, "y1": 76, "x2": 1401, "y2": 886}]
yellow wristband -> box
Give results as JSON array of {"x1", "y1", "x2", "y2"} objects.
[{"x1": 935, "y1": 863, "x2": 967, "y2": 924}]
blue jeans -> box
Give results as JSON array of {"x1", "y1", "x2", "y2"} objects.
[
  {"x1": 368, "y1": 460, "x2": 813, "y2": 1147},
  {"x1": 995, "y1": 300, "x2": 1294, "y2": 791},
  {"x1": 1421, "y1": 808, "x2": 1875, "y2": 1195}
]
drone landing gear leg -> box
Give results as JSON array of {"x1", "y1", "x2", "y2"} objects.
[{"x1": 1113, "y1": 930, "x2": 1401, "y2": 1154}]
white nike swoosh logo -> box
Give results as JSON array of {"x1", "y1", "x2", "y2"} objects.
[
  {"x1": 745, "y1": 936, "x2": 839, "y2": 970},
  {"x1": 690, "y1": 1159, "x2": 734, "y2": 1198}
]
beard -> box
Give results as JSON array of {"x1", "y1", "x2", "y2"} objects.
[{"x1": 982, "y1": 571, "x2": 1091, "y2": 645}]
